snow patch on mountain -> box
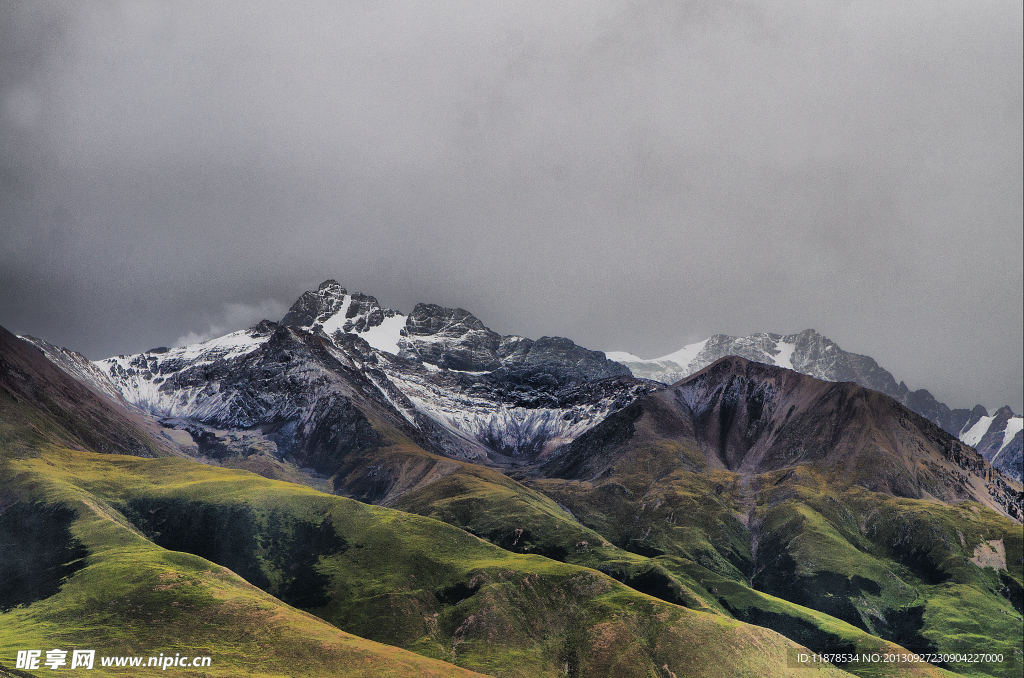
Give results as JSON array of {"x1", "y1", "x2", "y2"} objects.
[
  {"x1": 660, "y1": 338, "x2": 711, "y2": 370},
  {"x1": 774, "y1": 340, "x2": 796, "y2": 370},
  {"x1": 1002, "y1": 417, "x2": 1023, "y2": 451},
  {"x1": 992, "y1": 416, "x2": 1023, "y2": 466},
  {"x1": 608, "y1": 339, "x2": 709, "y2": 384},
  {"x1": 377, "y1": 359, "x2": 629, "y2": 460},
  {"x1": 360, "y1": 313, "x2": 408, "y2": 355},
  {"x1": 317, "y1": 294, "x2": 356, "y2": 334},
  {"x1": 166, "y1": 329, "x2": 267, "y2": 365},
  {"x1": 604, "y1": 351, "x2": 643, "y2": 363},
  {"x1": 961, "y1": 416, "x2": 995, "y2": 448}
]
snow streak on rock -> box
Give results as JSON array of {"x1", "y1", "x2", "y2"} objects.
[{"x1": 94, "y1": 327, "x2": 272, "y2": 418}]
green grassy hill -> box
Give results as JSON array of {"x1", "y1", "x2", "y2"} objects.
[{"x1": 2, "y1": 446, "x2": 875, "y2": 678}]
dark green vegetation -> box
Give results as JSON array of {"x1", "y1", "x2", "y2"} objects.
[
  {"x1": 118, "y1": 497, "x2": 348, "y2": 609},
  {"x1": 0, "y1": 502, "x2": 88, "y2": 612}
]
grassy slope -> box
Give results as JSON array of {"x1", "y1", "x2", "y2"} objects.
[
  {"x1": 0, "y1": 445, "x2": 489, "y2": 678},
  {"x1": 526, "y1": 448, "x2": 1020, "y2": 678},
  {"x1": 754, "y1": 468, "x2": 1023, "y2": 678},
  {"x1": 324, "y1": 436, "x2": 958, "y2": 678},
  {"x1": 0, "y1": 445, "x2": 874, "y2": 678}
]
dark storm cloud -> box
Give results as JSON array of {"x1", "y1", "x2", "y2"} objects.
[{"x1": 1, "y1": 0, "x2": 1021, "y2": 412}]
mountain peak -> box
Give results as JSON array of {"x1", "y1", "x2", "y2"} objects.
[
  {"x1": 281, "y1": 280, "x2": 348, "y2": 327},
  {"x1": 550, "y1": 351, "x2": 1022, "y2": 515},
  {"x1": 682, "y1": 354, "x2": 817, "y2": 394},
  {"x1": 279, "y1": 281, "x2": 406, "y2": 354},
  {"x1": 405, "y1": 303, "x2": 494, "y2": 338},
  {"x1": 318, "y1": 279, "x2": 345, "y2": 294}
]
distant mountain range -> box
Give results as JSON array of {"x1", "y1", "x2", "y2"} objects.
[
  {"x1": 608, "y1": 329, "x2": 1022, "y2": 481},
  {"x1": 4, "y1": 279, "x2": 1022, "y2": 677},
  {"x1": 22, "y1": 281, "x2": 1019, "y2": 482}
]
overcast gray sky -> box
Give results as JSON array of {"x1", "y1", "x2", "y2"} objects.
[{"x1": 1, "y1": 0, "x2": 1021, "y2": 413}]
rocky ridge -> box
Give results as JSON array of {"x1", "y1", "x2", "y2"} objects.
[
  {"x1": 279, "y1": 281, "x2": 644, "y2": 462},
  {"x1": 1, "y1": 326, "x2": 178, "y2": 457},
  {"x1": 609, "y1": 329, "x2": 1022, "y2": 480},
  {"x1": 81, "y1": 281, "x2": 651, "y2": 472},
  {"x1": 543, "y1": 355, "x2": 1023, "y2": 520},
  {"x1": 19, "y1": 334, "x2": 127, "y2": 404},
  {"x1": 22, "y1": 279, "x2": 1021, "y2": 490}
]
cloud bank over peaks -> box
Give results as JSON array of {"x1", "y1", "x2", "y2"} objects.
[{"x1": 173, "y1": 300, "x2": 286, "y2": 348}]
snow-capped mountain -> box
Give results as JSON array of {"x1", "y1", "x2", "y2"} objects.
[
  {"x1": 21, "y1": 281, "x2": 1020, "y2": 484},
  {"x1": 95, "y1": 323, "x2": 280, "y2": 422},
  {"x1": 80, "y1": 281, "x2": 653, "y2": 471},
  {"x1": 609, "y1": 329, "x2": 934, "y2": 401},
  {"x1": 608, "y1": 330, "x2": 897, "y2": 391},
  {"x1": 280, "y1": 281, "x2": 651, "y2": 459},
  {"x1": 279, "y1": 280, "x2": 408, "y2": 355},
  {"x1": 608, "y1": 329, "x2": 1022, "y2": 480},
  {"x1": 959, "y1": 405, "x2": 1023, "y2": 481}
]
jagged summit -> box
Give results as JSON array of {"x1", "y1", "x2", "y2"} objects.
[
  {"x1": 73, "y1": 280, "x2": 648, "y2": 466},
  {"x1": 279, "y1": 279, "x2": 406, "y2": 354},
  {"x1": 280, "y1": 279, "x2": 347, "y2": 327},
  {"x1": 399, "y1": 303, "x2": 503, "y2": 371},
  {"x1": 277, "y1": 280, "x2": 629, "y2": 382}
]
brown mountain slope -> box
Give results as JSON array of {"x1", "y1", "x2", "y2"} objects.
[
  {"x1": 541, "y1": 356, "x2": 1021, "y2": 519},
  {"x1": 0, "y1": 325, "x2": 178, "y2": 458}
]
